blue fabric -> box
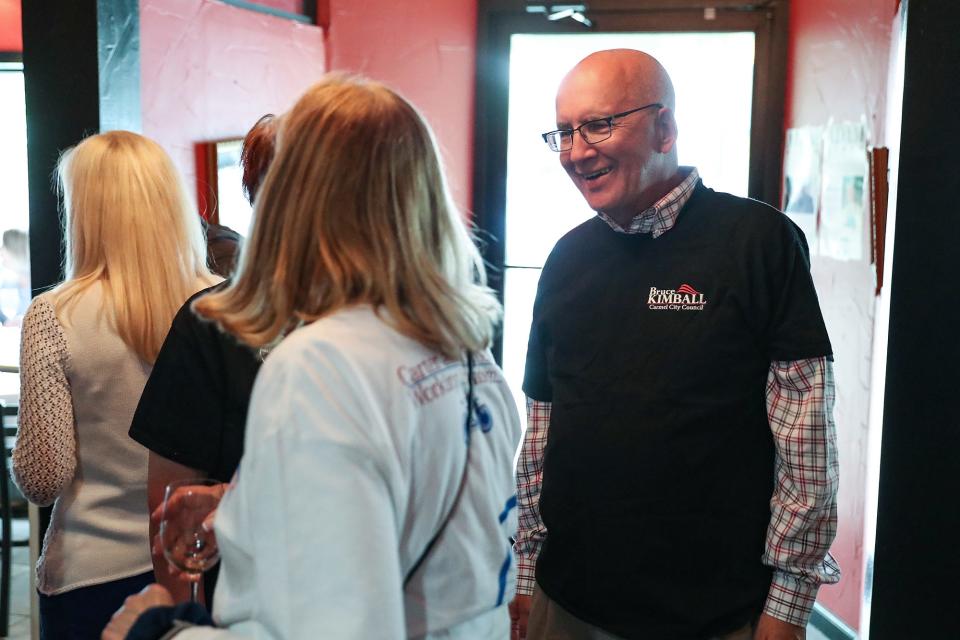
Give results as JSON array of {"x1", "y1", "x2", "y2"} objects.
[{"x1": 38, "y1": 570, "x2": 154, "y2": 640}]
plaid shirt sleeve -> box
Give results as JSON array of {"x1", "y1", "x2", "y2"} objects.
[
  {"x1": 513, "y1": 397, "x2": 551, "y2": 596},
  {"x1": 763, "y1": 356, "x2": 841, "y2": 626}
]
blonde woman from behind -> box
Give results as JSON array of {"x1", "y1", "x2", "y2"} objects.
[
  {"x1": 13, "y1": 131, "x2": 218, "y2": 640},
  {"x1": 105, "y1": 75, "x2": 522, "y2": 639}
]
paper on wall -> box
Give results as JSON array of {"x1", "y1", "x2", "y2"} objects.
[
  {"x1": 819, "y1": 121, "x2": 869, "y2": 262},
  {"x1": 782, "y1": 126, "x2": 823, "y2": 255}
]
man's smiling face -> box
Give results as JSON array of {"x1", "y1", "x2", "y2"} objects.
[{"x1": 555, "y1": 56, "x2": 669, "y2": 225}]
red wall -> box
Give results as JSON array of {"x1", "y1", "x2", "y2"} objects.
[
  {"x1": 0, "y1": 0, "x2": 21, "y2": 52},
  {"x1": 785, "y1": 0, "x2": 898, "y2": 630},
  {"x1": 325, "y1": 0, "x2": 477, "y2": 213},
  {"x1": 139, "y1": 0, "x2": 478, "y2": 217},
  {"x1": 786, "y1": 0, "x2": 897, "y2": 140},
  {"x1": 139, "y1": 0, "x2": 326, "y2": 211}
]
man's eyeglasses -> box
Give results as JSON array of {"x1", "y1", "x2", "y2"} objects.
[{"x1": 541, "y1": 103, "x2": 663, "y2": 152}]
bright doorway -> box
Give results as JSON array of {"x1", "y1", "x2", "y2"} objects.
[
  {"x1": 0, "y1": 61, "x2": 29, "y2": 388},
  {"x1": 498, "y1": 32, "x2": 757, "y2": 418}
]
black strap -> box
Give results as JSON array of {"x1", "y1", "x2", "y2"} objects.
[
  {"x1": 403, "y1": 351, "x2": 474, "y2": 585},
  {"x1": 124, "y1": 601, "x2": 213, "y2": 640}
]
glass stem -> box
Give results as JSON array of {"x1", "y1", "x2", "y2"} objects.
[{"x1": 191, "y1": 580, "x2": 200, "y2": 603}]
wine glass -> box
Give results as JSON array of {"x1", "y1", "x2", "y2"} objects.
[{"x1": 159, "y1": 478, "x2": 224, "y2": 602}]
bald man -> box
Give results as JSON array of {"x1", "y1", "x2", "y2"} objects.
[{"x1": 511, "y1": 50, "x2": 839, "y2": 640}]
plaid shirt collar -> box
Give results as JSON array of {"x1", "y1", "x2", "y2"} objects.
[{"x1": 597, "y1": 166, "x2": 699, "y2": 238}]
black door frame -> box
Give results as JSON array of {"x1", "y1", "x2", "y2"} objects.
[
  {"x1": 473, "y1": 0, "x2": 790, "y2": 361},
  {"x1": 869, "y1": 0, "x2": 960, "y2": 635}
]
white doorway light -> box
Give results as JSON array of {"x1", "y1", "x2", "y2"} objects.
[{"x1": 501, "y1": 32, "x2": 756, "y2": 421}]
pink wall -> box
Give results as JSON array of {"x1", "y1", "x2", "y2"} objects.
[
  {"x1": 325, "y1": 0, "x2": 477, "y2": 213},
  {"x1": 786, "y1": 0, "x2": 896, "y2": 140},
  {"x1": 784, "y1": 0, "x2": 899, "y2": 630},
  {"x1": 139, "y1": 0, "x2": 326, "y2": 211},
  {"x1": 0, "y1": 0, "x2": 21, "y2": 52},
  {"x1": 139, "y1": 0, "x2": 478, "y2": 217}
]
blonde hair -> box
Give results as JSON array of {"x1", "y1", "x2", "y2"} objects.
[
  {"x1": 55, "y1": 130, "x2": 215, "y2": 363},
  {"x1": 195, "y1": 75, "x2": 501, "y2": 358}
]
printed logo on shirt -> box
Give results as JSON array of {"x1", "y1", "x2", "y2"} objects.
[
  {"x1": 647, "y1": 283, "x2": 707, "y2": 311},
  {"x1": 397, "y1": 352, "x2": 502, "y2": 410}
]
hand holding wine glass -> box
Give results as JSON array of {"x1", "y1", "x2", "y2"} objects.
[{"x1": 159, "y1": 479, "x2": 225, "y2": 603}]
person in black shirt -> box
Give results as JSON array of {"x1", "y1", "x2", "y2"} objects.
[
  {"x1": 511, "y1": 50, "x2": 839, "y2": 640},
  {"x1": 129, "y1": 281, "x2": 259, "y2": 483},
  {"x1": 129, "y1": 114, "x2": 277, "y2": 604}
]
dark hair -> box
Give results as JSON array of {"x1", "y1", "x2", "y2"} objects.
[{"x1": 240, "y1": 114, "x2": 278, "y2": 205}]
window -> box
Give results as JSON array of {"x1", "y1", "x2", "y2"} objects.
[
  {"x1": 197, "y1": 138, "x2": 253, "y2": 237},
  {"x1": 0, "y1": 61, "x2": 30, "y2": 393}
]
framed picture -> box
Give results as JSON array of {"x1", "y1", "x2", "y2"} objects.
[{"x1": 195, "y1": 138, "x2": 253, "y2": 237}]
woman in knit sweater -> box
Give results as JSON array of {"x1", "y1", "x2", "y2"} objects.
[{"x1": 12, "y1": 130, "x2": 218, "y2": 640}]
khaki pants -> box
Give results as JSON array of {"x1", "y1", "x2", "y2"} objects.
[{"x1": 526, "y1": 584, "x2": 754, "y2": 640}]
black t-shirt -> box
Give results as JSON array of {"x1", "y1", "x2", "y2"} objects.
[
  {"x1": 523, "y1": 183, "x2": 832, "y2": 639},
  {"x1": 129, "y1": 283, "x2": 262, "y2": 483},
  {"x1": 524, "y1": 184, "x2": 832, "y2": 403}
]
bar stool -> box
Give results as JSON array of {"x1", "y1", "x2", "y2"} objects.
[{"x1": 0, "y1": 400, "x2": 29, "y2": 638}]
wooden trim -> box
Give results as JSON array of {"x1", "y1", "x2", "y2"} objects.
[
  {"x1": 869, "y1": 146, "x2": 889, "y2": 295},
  {"x1": 195, "y1": 142, "x2": 219, "y2": 223},
  {"x1": 764, "y1": 0, "x2": 789, "y2": 206},
  {"x1": 313, "y1": 0, "x2": 330, "y2": 29}
]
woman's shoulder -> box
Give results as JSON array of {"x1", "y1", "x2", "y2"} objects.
[
  {"x1": 263, "y1": 307, "x2": 433, "y2": 411},
  {"x1": 174, "y1": 280, "x2": 229, "y2": 326},
  {"x1": 24, "y1": 289, "x2": 56, "y2": 315},
  {"x1": 21, "y1": 290, "x2": 64, "y2": 340},
  {"x1": 280, "y1": 306, "x2": 422, "y2": 360}
]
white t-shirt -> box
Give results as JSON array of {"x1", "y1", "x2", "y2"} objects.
[{"x1": 181, "y1": 306, "x2": 522, "y2": 639}]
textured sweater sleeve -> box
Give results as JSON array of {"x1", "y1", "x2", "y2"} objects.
[{"x1": 12, "y1": 296, "x2": 77, "y2": 507}]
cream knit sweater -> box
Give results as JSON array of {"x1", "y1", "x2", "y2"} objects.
[{"x1": 14, "y1": 283, "x2": 155, "y2": 594}]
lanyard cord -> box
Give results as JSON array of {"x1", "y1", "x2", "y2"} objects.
[{"x1": 403, "y1": 351, "x2": 474, "y2": 585}]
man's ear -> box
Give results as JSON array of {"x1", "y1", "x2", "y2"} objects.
[{"x1": 655, "y1": 107, "x2": 678, "y2": 154}]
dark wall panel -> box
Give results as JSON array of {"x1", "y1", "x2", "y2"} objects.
[
  {"x1": 22, "y1": 0, "x2": 140, "y2": 294},
  {"x1": 22, "y1": 0, "x2": 101, "y2": 294},
  {"x1": 869, "y1": 1, "x2": 960, "y2": 636}
]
